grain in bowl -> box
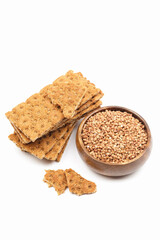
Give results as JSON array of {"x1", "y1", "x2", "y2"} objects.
[{"x1": 81, "y1": 109, "x2": 148, "y2": 164}]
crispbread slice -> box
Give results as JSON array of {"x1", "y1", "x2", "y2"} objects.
[
  {"x1": 72, "y1": 100, "x2": 102, "y2": 120},
  {"x1": 76, "y1": 91, "x2": 103, "y2": 113},
  {"x1": 43, "y1": 170, "x2": 67, "y2": 195},
  {"x1": 43, "y1": 100, "x2": 102, "y2": 136},
  {"x1": 65, "y1": 169, "x2": 97, "y2": 195},
  {"x1": 56, "y1": 134, "x2": 70, "y2": 162},
  {"x1": 6, "y1": 93, "x2": 64, "y2": 142},
  {"x1": 46, "y1": 80, "x2": 87, "y2": 118},
  {"x1": 11, "y1": 123, "x2": 31, "y2": 144},
  {"x1": 12, "y1": 96, "x2": 102, "y2": 144},
  {"x1": 8, "y1": 123, "x2": 73, "y2": 159},
  {"x1": 51, "y1": 100, "x2": 102, "y2": 130},
  {"x1": 40, "y1": 71, "x2": 102, "y2": 118},
  {"x1": 45, "y1": 123, "x2": 76, "y2": 161},
  {"x1": 65, "y1": 71, "x2": 101, "y2": 105}
]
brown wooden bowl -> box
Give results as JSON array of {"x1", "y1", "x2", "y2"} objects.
[{"x1": 76, "y1": 106, "x2": 152, "y2": 177}]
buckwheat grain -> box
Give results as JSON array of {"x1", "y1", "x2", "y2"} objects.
[{"x1": 81, "y1": 110, "x2": 148, "y2": 163}]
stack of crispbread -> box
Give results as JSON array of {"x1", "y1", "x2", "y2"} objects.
[{"x1": 6, "y1": 70, "x2": 103, "y2": 161}]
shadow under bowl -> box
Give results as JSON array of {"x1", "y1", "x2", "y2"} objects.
[{"x1": 76, "y1": 106, "x2": 152, "y2": 177}]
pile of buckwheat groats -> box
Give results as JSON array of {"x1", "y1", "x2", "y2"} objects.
[{"x1": 81, "y1": 110, "x2": 148, "y2": 164}]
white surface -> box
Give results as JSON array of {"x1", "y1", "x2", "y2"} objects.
[{"x1": 0, "y1": 1, "x2": 160, "y2": 240}]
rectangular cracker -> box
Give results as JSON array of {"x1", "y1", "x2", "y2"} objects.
[
  {"x1": 47, "y1": 100, "x2": 102, "y2": 132},
  {"x1": 76, "y1": 91, "x2": 103, "y2": 113},
  {"x1": 49, "y1": 100, "x2": 102, "y2": 131},
  {"x1": 65, "y1": 71, "x2": 102, "y2": 105},
  {"x1": 45, "y1": 123, "x2": 76, "y2": 161},
  {"x1": 45, "y1": 78, "x2": 87, "y2": 119},
  {"x1": 14, "y1": 95, "x2": 101, "y2": 146},
  {"x1": 56, "y1": 134, "x2": 70, "y2": 162},
  {"x1": 6, "y1": 93, "x2": 64, "y2": 142},
  {"x1": 43, "y1": 170, "x2": 67, "y2": 195},
  {"x1": 12, "y1": 93, "x2": 102, "y2": 144},
  {"x1": 72, "y1": 100, "x2": 102, "y2": 120},
  {"x1": 8, "y1": 123, "x2": 74, "y2": 159},
  {"x1": 65, "y1": 169, "x2": 97, "y2": 195},
  {"x1": 11, "y1": 123, "x2": 31, "y2": 144},
  {"x1": 40, "y1": 71, "x2": 102, "y2": 118}
]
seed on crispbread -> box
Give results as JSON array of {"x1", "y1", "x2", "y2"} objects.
[
  {"x1": 43, "y1": 170, "x2": 67, "y2": 195},
  {"x1": 65, "y1": 169, "x2": 97, "y2": 195}
]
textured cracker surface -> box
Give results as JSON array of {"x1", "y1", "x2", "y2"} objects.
[
  {"x1": 45, "y1": 123, "x2": 76, "y2": 161},
  {"x1": 47, "y1": 99, "x2": 102, "y2": 131},
  {"x1": 8, "y1": 124, "x2": 72, "y2": 159},
  {"x1": 65, "y1": 169, "x2": 97, "y2": 195},
  {"x1": 65, "y1": 71, "x2": 101, "y2": 105},
  {"x1": 12, "y1": 124, "x2": 31, "y2": 144},
  {"x1": 12, "y1": 92, "x2": 102, "y2": 144},
  {"x1": 6, "y1": 93, "x2": 64, "y2": 142},
  {"x1": 56, "y1": 137, "x2": 70, "y2": 162},
  {"x1": 43, "y1": 170, "x2": 67, "y2": 195},
  {"x1": 72, "y1": 100, "x2": 102, "y2": 120},
  {"x1": 46, "y1": 79, "x2": 87, "y2": 118},
  {"x1": 53, "y1": 100, "x2": 102, "y2": 130},
  {"x1": 76, "y1": 91, "x2": 103, "y2": 113}
]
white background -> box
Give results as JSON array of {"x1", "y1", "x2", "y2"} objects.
[{"x1": 0, "y1": 1, "x2": 160, "y2": 240}]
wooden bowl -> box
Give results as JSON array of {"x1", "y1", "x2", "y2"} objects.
[{"x1": 76, "y1": 106, "x2": 152, "y2": 177}]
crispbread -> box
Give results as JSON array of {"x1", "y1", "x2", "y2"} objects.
[
  {"x1": 76, "y1": 91, "x2": 103, "y2": 113},
  {"x1": 65, "y1": 169, "x2": 97, "y2": 195},
  {"x1": 40, "y1": 71, "x2": 102, "y2": 117},
  {"x1": 65, "y1": 71, "x2": 101, "y2": 105},
  {"x1": 46, "y1": 79, "x2": 87, "y2": 118},
  {"x1": 6, "y1": 93, "x2": 64, "y2": 142},
  {"x1": 56, "y1": 135, "x2": 70, "y2": 162},
  {"x1": 46, "y1": 97, "x2": 102, "y2": 132},
  {"x1": 11, "y1": 123, "x2": 31, "y2": 144},
  {"x1": 12, "y1": 96, "x2": 102, "y2": 144},
  {"x1": 49, "y1": 100, "x2": 102, "y2": 131},
  {"x1": 43, "y1": 170, "x2": 67, "y2": 195},
  {"x1": 8, "y1": 123, "x2": 73, "y2": 159},
  {"x1": 72, "y1": 100, "x2": 102, "y2": 120},
  {"x1": 45, "y1": 123, "x2": 76, "y2": 161}
]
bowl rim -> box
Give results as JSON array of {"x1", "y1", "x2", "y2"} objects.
[{"x1": 77, "y1": 105, "x2": 152, "y2": 166}]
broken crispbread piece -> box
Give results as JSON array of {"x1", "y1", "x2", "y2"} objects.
[
  {"x1": 65, "y1": 71, "x2": 101, "y2": 105},
  {"x1": 6, "y1": 93, "x2": 64, "y2": 142},
  {"x1": 65, "y1": 169, "x2": 97, "y2": 196},
  {"x1": 8, "y1": 123, "x2": 72, "y2": 159},
  {"x1": 46, "y1": 79, "x2": 87, "y2": 119},
  {"x1": 43, "y1": 170, "x2": 67, "y2": 195}
]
